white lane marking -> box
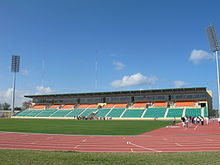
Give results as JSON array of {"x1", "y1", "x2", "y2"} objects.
[
  {"x1": 194, "y1": 124, "x2": 199, "y2": 130},
  {"x1": 175, "y1": 143, "x2": 183, "y2": 146},
  {"x1": 127, "y1": 141, "x2": 162, "y2": 152}
]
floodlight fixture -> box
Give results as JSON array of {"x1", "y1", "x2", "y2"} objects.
[
  {"x1": 207, "y1": 25, "x2": 220, "y2": 52},
  {"x1": 206, "y1": 25, "x2": 220, "y2": 117},
  {"x1": 11, "y1": 55, "x2": 20, "y2": 115}
]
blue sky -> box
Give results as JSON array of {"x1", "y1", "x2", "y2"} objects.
[{"x1": 0, "y1": 0, "x2": 220, "y2": 107}]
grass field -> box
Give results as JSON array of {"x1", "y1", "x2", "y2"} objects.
[
  {"x1": 0, "y1": 119, "x2": 172, "y2": 135},
  {"x1": 0, "y1": 149, "x2": 220, "y2": 165}
]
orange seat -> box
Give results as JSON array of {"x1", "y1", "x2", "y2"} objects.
[
  {"x1": 154, "y1": 102, "x2": 167, "y2": 107},
  {"x1": 48, "y1": 104, "x2": 60, "y2": 109},
  {"x1": 176, "y1": 101, "x2": 195, "y2": 107},
  {"x1": 62, "y1": 104, "x2": 74, "y2": 109},
  {"x1": 114, "y1": 103, "x2": 127, "y2": 108},
  {"x1": 102, "y1": 104, "x2": 115, "y2": 108},
  {"x1": 133, "y1": 102, "x2": 147, "y2": 108},
  {"x1": 77, "y1": 104, "x2": 89, "y2": 109}
]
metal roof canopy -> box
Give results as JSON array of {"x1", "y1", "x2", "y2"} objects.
[{"x1": 24, "y1": 87, "x2": 207, "y2": 99}]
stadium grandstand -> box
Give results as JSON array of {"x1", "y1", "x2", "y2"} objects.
[{"x1": 12, "y1": 87, "x2": 212, "y2": 120}]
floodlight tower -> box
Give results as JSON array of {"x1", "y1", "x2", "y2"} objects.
[
  {"x1": 206, "y1": 25, "x2": 220, "y2": 117},
  {"x1": 11, "y1": 55, "x2": 20, "y2": 115}
]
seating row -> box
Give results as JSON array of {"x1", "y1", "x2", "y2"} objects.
[{"x1": 14, "y1": 107, "x2": 205, "y2": 118}]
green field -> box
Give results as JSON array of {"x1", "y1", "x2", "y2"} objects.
[
  {"x1": 0, "y1": 119, "x2": 171, "y2": 135},
  {"x1": 0, "y1": 149, "x2": 220, "y2": 165}
]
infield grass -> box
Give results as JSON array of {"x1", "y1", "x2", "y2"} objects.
[
  {"x1": 0, "y1": 119, "x2": 171, "y2": 135},
  {"x1": 0, "y1": 149, "x2": 220, "y2": 165}
]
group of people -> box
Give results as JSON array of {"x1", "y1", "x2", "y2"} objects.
[
  {"x1": 74, "y1": 116, "x2": 112, "y2": 120},
  {"x1": 180, "y1": 116, "x2": 206, "y2": 128}
]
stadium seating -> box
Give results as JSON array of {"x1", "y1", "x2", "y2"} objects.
[
  {"x1": 131, "y1": 102, "x2": 147, "y2": 109},
  {"x1": 25, "y1": 110, "x2": 42, "y2": 117},
  {"x1": 204, "y1": 107, "x2": 208, "y2": 117},
  {"x1": 50, "y1": 110, "x2": 72, "y2": 117},
  {"x1": 88, "y1": 104, "x2": 99, "y2": 108},
  {"x1": 185, "y1": 108, "x2": 202, "y2": 117},
  {"x1": 143, "y1": 107, "x2": 167, "y2": 118},
  {"x1": 166, "y1": 108, "x2": 183, "y2": 118},
  {"x1": 62, "y1": 104, "x2": 74, "y2": 109},
  {"x1": 95, "y1": 108, "x2": 112, "y2": 117},
  {"x1": 65, "y1": 109, "x2": 85, "y2": 117},
  {"x1": 32, "y1": 104, "x2": 47, "y2": 109},
  {"x1": 77, "y1": 104, "x2": 89, "y2": 109},
  {"x1": 122, "y1": 109, "x2": 145, "y2": 118},
  {"x1": 102, "y1": 104, "x2": 114, "y2": 108},
  {"x1": 175, "y1": 101, "x2": 195, "y2": 107},
  {"x1": 153, "y1": 102, "x2": 167, "y2": 107},
  {"x1": 13, "y1": 110, "x2": 33, "y2": 116},
  {"x1": 48, "y1": 104, "x2": 60, "y2": 109},
  {"x1": 79, "y1": 108, "x2": 97, "y2": 117},
  {"x1": 114, "y1": 104, "x2": 127, "y2": 108},
  {"x1": 35, "y1": 109, "x2": 58, "y2": 117},
  {"x1": 106, "y1": 108, "x2": 125, "y2": 118}
]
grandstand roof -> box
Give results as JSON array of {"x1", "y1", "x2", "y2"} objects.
[{"x1": 25, "y1": 87, "x2": 207, "y2": 98}]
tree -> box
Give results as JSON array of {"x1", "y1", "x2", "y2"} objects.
[
  {"x1": 1, "y1": 103, "x2": 10, "y2": 110},
  {"x1": 22, "y1": 100, "x2": 32, "y2": 110}
]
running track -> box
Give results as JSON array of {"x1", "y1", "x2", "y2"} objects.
[{"x1": 0, "y1": 120, "x2": 220, "y2": 153}]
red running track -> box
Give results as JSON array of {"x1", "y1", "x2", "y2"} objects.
[{"x1": 0, "y1": 120, "x2": 220, "y2": 153}]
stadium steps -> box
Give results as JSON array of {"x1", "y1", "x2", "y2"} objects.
[
  {"x1": 182, "y1": 108, "x2": 186, "y2": 117},
  {"x1": 119, "y1": 108, "x2": 127, "y2": 118},
  {"x1": 50, "y1": 110, "x2": 72, "y2": 117},
  {"x1": 64, "y1": 110, "x2": 74, "y2": 117},
  {"x1": 49, "y1": 110, "x2": 59, "y2": 117},
  {"x1": 35, "y1": 109, "x2": 58, "y2": 117},
  {"x1": 24, "y1": 110, "x2": 43, "y2": 117},
  {"x1": 166, "y1": 108, "x2": 184, "y2": 118},
  {"x1": 121, "y1": 109, "x2": 145, "y2": 118},
  {"x1": 95, "y1": 108, "x2": 111, "y2": 117},
  {"x1": 105, "y1": 106, "x2": 115, "y2": 117},
  {"x1": 106, "y1": 108, "x2": 125, "y2": 118},
  {"x1": 141, "y1": 109, "x2": 147, "y2": 118},
  {"x1": 79, "y1": 108, "x2": 97, "y2": 117},
  {"x1": 65, "y1": 109, "x2": 85, "y2": 117},
  {"x1": 164, "y1": 108, "x2": 169, "y2": 118}
]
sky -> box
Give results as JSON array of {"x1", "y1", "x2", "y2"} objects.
[{"x1": 0, "y1": 0, "x2": 220, "y2": 107}]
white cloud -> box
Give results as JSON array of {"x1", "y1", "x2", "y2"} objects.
[
  {"x1": 113, "y1": 61, "x2": 125, "y2": 70},
  {"x1": 0, "y1": 86, "x2": 54, "y2": 107},
  {"x1": 111, "y1": 73, "x2": 157, "y2": 88},
  {"x1": 0, "y1": 88, "x2": 30, "y2": 107},
  {"x1": 21, "y1": 69, "x2": 30, "y2": 76},
  {"x1": 35, "y1": 86, "x2": 54, "y2": 94},
  {"x1": 189, "y1": 49, "x2": 214, "y2": 64},
  {"x1": 174, "y1": 80, "x2": 188, "y2": 88}
]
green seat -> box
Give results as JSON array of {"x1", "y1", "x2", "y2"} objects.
[
  {"x1": 185, "y1": 108, "x2": 201, "y2": 117},
  {"x1": 50, "y1": 110, "x2": 72, "y2": 117},
  {"x1": 79, "y1": 109, "x2": 97, "y2": 117},
  {"x1": 95, "y1": 109, "x2": 111, "y2": 117},
  {"x1": 143, "y1": 107, "x2": 166, "y2": 118},
  {"x1": 36, "y1": 109, "x2": 57, "y2": 117},
  {"x1": 13, "y1": 110, "x2": 33, "y2": 116},
  {"x1": 166, "y1": 108, "x2": 183, "y2": 118},
  {"x1": 106, "y1": 108, "x2": 125, "y2": 118},
  {"x1": 25, "y1": 110, "x2": 43, "y2": 117},
  {"x1": 66, "y1": 109, "x2": 85, "y2": 117},
  {"x1": 122, "y1": 109, "x2": 145, "y2": 118}
]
